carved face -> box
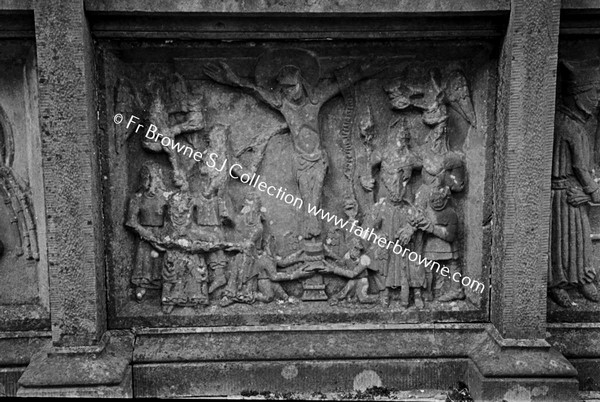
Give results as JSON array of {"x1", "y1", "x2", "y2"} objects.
[
  {"x1": 429, "y1": 186, "x2": 450, "y2": 210},
  {"x1": 282, "y1": 80, "x2": 303, "y2": 102},
  {"x1": 140, "y1": 164, "x2": 164, "y2": 194},
  {"x1": 278, "y1": 66, "x2": 305, "y2": 102},
  {"x1": 385, "y1": 83, "x2": 412, "y2": 110},
  {"x1": 395, "y1": 131, "x2": 410, "y2": 149},
  {"x1": 350, "y1": 246, "x2": 361, "y2": 260},
  {"x1": 431, "y1": 122, "x2": 447, "y2": 141},
  {"x1": 241, "y1": 196, "x2": 262, "y2": 224},
  {"x1": 241, "y1": 199, "x2": 255, "y2": 215}
]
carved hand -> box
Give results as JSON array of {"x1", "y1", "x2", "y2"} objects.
[
  {"x1": 150, "y1": 240, "x2": 166, "y2": 252},
  {"x1": 396, "y1": 227, "x2": 413, "y2": 246},
  {"x1": 360, "y1": 175, "x2": 375, "y2": 192},
  {"x1": 293, "y1": 266, "x2": 316, "y2": 279},
  {"x1": 591, "y1": 188, "x2": 600, "y2": 204},
  {"x1": 566, "y1": 187, "x2": 592, "y2": 206},
  {"x1": 204, "y1": 61, "x2": 241, "y2": 86}
]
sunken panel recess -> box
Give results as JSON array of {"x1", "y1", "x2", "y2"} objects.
[
  {"x1": 548, "y1": 38, "x2": 600, "y2": 322},
  {"x1": 0, "y1": 41, "x2": 49, "y2": 330},
  {"x1": 98, "y1": 39, "x2": 497, "y2": 328}
]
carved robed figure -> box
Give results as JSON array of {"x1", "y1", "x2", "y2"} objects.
[{"x1": 549, "y1": 61, "x2": 600, "y2": 307}]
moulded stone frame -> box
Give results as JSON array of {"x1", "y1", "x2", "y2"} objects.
[
  {"x1": 5, "y1": 0, "x2": 600, "y2": 400},
  {"x1": 96, "y1": 37, "x2": 497, "y2": 330}
]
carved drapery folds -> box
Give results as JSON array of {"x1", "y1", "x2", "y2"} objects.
[
  {"x1": 548, "y1": 60, "x2": 600, "y2": 309},
  {"x1": 0, "y1": 108, "x2": 38, "y2": 261}
]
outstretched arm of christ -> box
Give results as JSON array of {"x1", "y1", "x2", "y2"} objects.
[
  {"x1": 316, "y1": 59, "x2": 388, "y2": 105},
  {"x1": 204, "y1": 61, "x2": 281, "y2": 110}
]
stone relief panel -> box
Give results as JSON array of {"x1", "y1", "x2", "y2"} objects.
[
  {"x1": 549, "y1": 39, "x2": 600, "y2": 322},
  {"x1": 0, "y1": 42, "x2": 48, "y2": 330},
  {"x1": 100, "y1": 41, "x2": 496, "y2": 327}
]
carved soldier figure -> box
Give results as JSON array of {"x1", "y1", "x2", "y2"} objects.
[
  {"x1": 125, "y1": 162, "x2": 169, "y2": 301},
  {"x1": 414, "y1": 97, "x2": 466, "y2": 302},
  {"x1": 204, "y1": 49, "x2": 383, "y2": 239},
  {"x1": 549, "y1": 61, "x2": 600, "y2": 307},
  {"x1": 410, "y1": 185, "x2": 461, "y2": 302},
  {"x1": 363, "y1": 118, "x2": 423, "y2": 308}
]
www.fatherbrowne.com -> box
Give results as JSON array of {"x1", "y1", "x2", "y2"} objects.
[
  {"x1": 117, "y1": 113, "x2": 485, "y2": 295},
  {"x1": 305, "y1": 204, "x2": 485, "y2": 294}
]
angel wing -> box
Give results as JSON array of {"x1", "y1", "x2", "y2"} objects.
[{"x1": 443, "y1": 70, "x2": 477, "y2": 127}]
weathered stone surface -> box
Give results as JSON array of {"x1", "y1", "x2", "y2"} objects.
[
  {"x1": 0, "y1": 332, "x2": 51, "y2": 367},
  {"x1": 100, "y1": 39, "x2": 494, "y2": 328},
  {"x1": 0, "y1": 40, "x2": 49, "y2": 332},
  {"x1": 134, "y1": 358, "x2": 467, "y2": 398},
  {"x1": 0, "y1": 368, "x2": 24, "y2": 398},
  {"x1": 468, "y1": 327, "x2": 579, "y2": 401},
  {"x1": 133, "y1": 324, "x2": 485, "y2": 363},
  {"x1": 85, "y1": 0, "x2": 510, "y2": 15},
  {"x1": 18, "y1": 368, "x2": 132, "y2": 398},
  {"x1": 5, "y1": 0, "x2": 600, "y2": 400},
  {"x1": 33, "y1": 0, "x2": 106, "y2": 347},
  {"x1": 490, "y1": 0, "x2": 561, "y2": 339},
  {"x1": 17, "y1": 330, "x2": 134, "y2": 396},
  {"x1": 468, "y1": 362, "x2": 579, "y2": 402}
]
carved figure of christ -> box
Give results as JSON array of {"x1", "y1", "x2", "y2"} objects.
[{"x1": 204, "y1": 61, "x2": 380, "y2": 239}]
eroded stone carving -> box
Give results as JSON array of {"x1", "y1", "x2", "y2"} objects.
[
  {"x1": 363, "y1": 117, "x2": 422, "y2": 307},
  {"x1": 126, "y1": 162, "x2": 168, "y2": 301},
  {"x1": 549, "y1": 61, "x2": 600, "y2": 308},
  {"x1": 0, "y1": 111, "x2": 38, "y2": 262},
  {"x1": 121, "y1": 52, "x2": 479, "y2": 314}
]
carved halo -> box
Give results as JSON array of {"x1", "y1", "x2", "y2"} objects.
[{"x1": 255, "y1": 48, "x2": 321, "y2": 91}]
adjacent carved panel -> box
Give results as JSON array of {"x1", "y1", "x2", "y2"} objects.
[
  {"x1": 548, "y1": 40, "x2": 600, "y2": 322},
  {"x1": 100, "y1": 41, "x2": 496, "y2": 326},
  {"x1": 0, "y1": 42, "x2": 48, "y2": 330}
]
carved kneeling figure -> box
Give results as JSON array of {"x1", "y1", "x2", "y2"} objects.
[{"x1": 324, "y1": 238, "x2": 382, "y2": 305}]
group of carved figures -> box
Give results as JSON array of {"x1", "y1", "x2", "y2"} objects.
[
  {"x1": 124, "y1": 48, "x2": 477, "y2": 312},
  {"x1": 126, "y1": 168, "x2": 309, "y2": 313}
]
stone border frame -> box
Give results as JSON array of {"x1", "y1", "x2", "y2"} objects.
[
  {"x1": 5, "y1": 0, "x2": 600, "y2": 399},
  {"x1": 96, "y1": 37, "x2": 496, "y2": 329}
]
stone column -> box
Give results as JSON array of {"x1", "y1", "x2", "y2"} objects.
[
  {"x1": 468, "y1": 0, "x2": 579, "y2": 400},
  {"x1": 16, "y1": 0, "x2": 132, "y2": 396}
]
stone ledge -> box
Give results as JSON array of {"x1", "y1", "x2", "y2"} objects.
[
  {"x1": 548, "y1": 324, "x2": 600, "y2": 358},
  {"x1": 133, "y1": 358, "x2": 468, "y2": 398},
  {"x1": 0, "y1": 332, "x2": 50, "y2": 366},
  {"x1": 0, "y1": 0, "x2": 32, "y2": 12},
  {"x1": 84, "y1": 0, "x2": 510, "y2": 16},
  {"x1": 17, "y1": 368, "x2": 132, "y2": 398},
  {"x1": 0, "y1": 367, "x2": 25, "y2": 397},
  {"x1": 133, "y1": 323, "x2": 486, "y2": 363}
]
